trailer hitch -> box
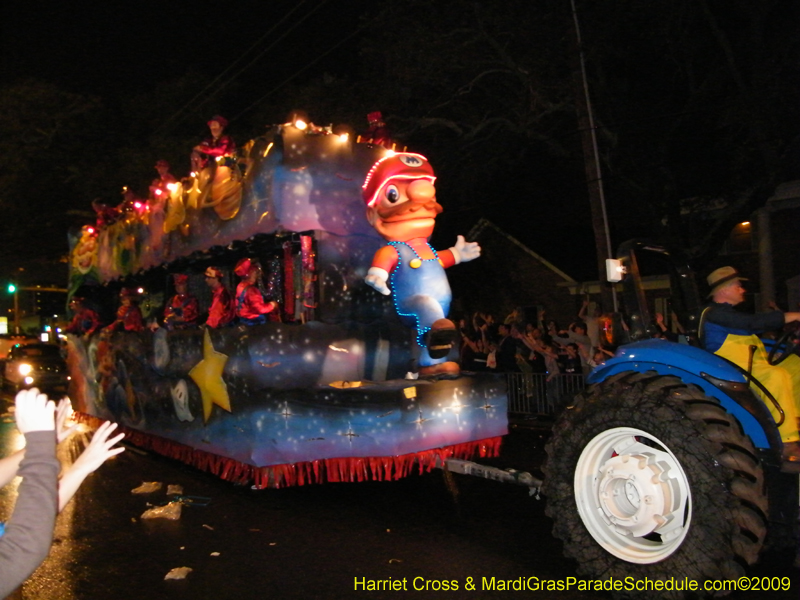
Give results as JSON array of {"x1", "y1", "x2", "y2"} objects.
[{"x1": 436, "y1": 458, "x2": 543, "y2": 498}]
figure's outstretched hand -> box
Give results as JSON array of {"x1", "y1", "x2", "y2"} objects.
[
  {"x1": 365, "y1": 267, "x2": 391, "y2": 296},
  {"x1": 55, "y1": 398, "x2": 79, "y2": 443},
  {"x1": 70, "y1": 421, "x2": 125, "y2": 477},
  {"x1": 452, "y1": 235, "x2": 481, "y2": 263},
  {"x1": 15, "y1": 388, "x2": 56, "y2": 434}
]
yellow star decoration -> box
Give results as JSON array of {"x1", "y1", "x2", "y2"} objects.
[{"x1": 189, "y1": 328, "x2": 232, "y2": 423}]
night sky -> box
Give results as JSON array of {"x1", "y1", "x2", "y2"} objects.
[
  {"x1": 1, "y1": 0, "x2": 602, "y2": 282},
  {"x1": 3, "y1": 1, "x2": 796, "y2": 288},
  {"x1": 3, "y1": 0, "x2": 371, "y2": 101}
]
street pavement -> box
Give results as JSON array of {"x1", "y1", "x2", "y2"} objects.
[{"x1": 1, "y1": 402, "x2": 797, "y2": 600}]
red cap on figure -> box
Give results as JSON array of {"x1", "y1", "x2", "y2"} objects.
[
  {"x1": 361, "y1": 153, "x2": 436, "y2": 208},
  {"x1": 205, "y1": 266, "x2": 224, "y2": 279},
  {"x1": 173, "y1": 274, "x2": 189, "y2": 285},
  {"x1": 234, "y1": 258, "x2": 256, "y2": 277},
  {"x1": 208, "y1": 115, "x2": 229, "y2": 128}
]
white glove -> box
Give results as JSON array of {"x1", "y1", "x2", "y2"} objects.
[
  {"x1": 365, "y1": 267, "x2": 391, "y2": 295},
  {"x1": 15, "y1": 388, "x2": 56, "y2": 434},
  {"x1": 449, "y1": 235, "x2": 481, "y2": 264}
]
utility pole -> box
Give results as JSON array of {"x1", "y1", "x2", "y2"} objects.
[
  {"x1": 13, "y1": 287, "x2": 19, "y2": 334},
  {"x1": 7, "y1": 285, "x2": 67, "y2": 334},
  {"x1": 570, "y1": 0, "x2": 617, "y2": 312}
]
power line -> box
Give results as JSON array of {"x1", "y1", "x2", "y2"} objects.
[
  {"x1": 201, "y1": 0, "x2": 336, "y2": 123},
  {"x1": 232, "y1": 17, "x2": 371, "y2": 123},
  {"x1": 155, "y1": 0, "x2": 316, "y2": 135}
]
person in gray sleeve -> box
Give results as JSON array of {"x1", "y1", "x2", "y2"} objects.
[{"x1": 0, "y1": 390, "x2": 125, "y2": 596}]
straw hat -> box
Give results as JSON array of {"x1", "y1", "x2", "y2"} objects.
[{"x1": 706, "y1": 266, "x2": 747, "y2": 297}]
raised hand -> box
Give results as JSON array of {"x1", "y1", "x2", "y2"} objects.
[
  {"x1": 70, "y1": 421, "x2": 126, "y2": 476},
  {"x1": 55, "y1": 398, "x2": 79, "y2": 443},
  {"x1": 14, "y1": 388, "x2": 56, "y2": 434}
]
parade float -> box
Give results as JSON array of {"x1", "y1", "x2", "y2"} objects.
[{"x1": 65, "y1": 115, "x2": 507, "y2": 488}]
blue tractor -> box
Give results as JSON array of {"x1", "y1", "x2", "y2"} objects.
[{"x1": 542, "y1": 240, "x2": 798, "y2": 593}]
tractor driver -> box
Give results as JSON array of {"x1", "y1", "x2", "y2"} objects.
[{"x1": 701, "y1": 266, "x2": 800, "y2": 467}]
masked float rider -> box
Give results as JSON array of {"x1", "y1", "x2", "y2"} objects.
[
  {"x1": 163, "y1": 274, "x2": 199, "y2": 330},
  {"x1": 64, "y1": 297, "x2": 101, "y2": 337},
  {"x1": 234, "y1": 258, "x2": 278, "y2": 326},
  {"x1": 362, "y1": 153, "x2": 481, "y2": 378},
  {"x1": 192, "y1": 115, "x2": 236, "y2": 172},
  {"x1": 701, "y1": 266, "x2": 800, "y2": 467},
  {"x1": 204, "y1": 266, "x2": 235, "y2": 328},
  {"x1": 105, "y1": 289, "x2": 144, "y2": 333}
]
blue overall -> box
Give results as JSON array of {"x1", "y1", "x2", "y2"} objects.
[{"x1": 388, "y1": 241, "x2": 452, "y2": 367}]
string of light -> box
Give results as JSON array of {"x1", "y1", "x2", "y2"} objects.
[{"x1": 156, "y1": 0, "x2": 335, "y2": 135}]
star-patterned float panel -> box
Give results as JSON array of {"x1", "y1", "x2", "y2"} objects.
[{"x1": 67, "y1": 322, "x2": 507, "y2": 469}]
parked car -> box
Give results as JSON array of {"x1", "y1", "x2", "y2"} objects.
[
  {"x1": 0, "y1": 334, "x2": 38, "y2": 358},
  {"x1": 2, "y1": 343, "x2": 70, "y2": 395}
]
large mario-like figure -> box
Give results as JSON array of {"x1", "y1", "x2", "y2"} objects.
[{"x1": 362, "y1": 153, "x2": 480, "y2": 378}]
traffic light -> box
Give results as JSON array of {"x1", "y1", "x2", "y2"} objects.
[{"x1": 7, "y1": 283, "x2": 16, "y2": 294}]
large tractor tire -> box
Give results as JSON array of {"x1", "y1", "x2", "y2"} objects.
[{"x1": 543, "y1": 371, "x2": 768, "y2": 598}]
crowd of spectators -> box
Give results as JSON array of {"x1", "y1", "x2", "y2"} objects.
[{"x1": 458, "y1": 299, "x2": 614, "y2": 379}]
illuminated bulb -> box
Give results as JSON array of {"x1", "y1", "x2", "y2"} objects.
[
  {"x1": 741, "y1": 221, "x2": 750, "y2": 226},
  {"x1": 190, "y1": 172, "x2": 196, "y2": 178},
  {"x1": 19, "y1": 364, "x2": 32, "y2": 376},
  {"x1": 134, "y1": 201, "x2": 143, "y2": 209},
  {"x1": 338, "y1": 133, "x2": 349, "y2": 143},
  {"x1": 137, "y1": 287, "x2": 144, "y2": 294},
  {"x1": 295, "y1": 119, "x2": 307, "y2": 130},
  {"x1": 155, "y1": 189, "x2": 162, "y2": 196},
  {"x1": 87, "y1": 227, "x2": 95, "y2": 234},
  {"x1": 166, "y1": 183, "x2": 178, "y2": 192},
  {"x1": 384, "y1": 149, "x2": 396, "y2": 158}
]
